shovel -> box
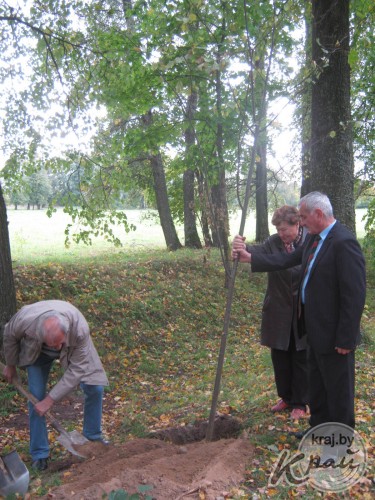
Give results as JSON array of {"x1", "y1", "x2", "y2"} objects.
[
  {"x1": 0, "y1": 361, "x2": 89, "y2": 459},
  {"x1": 0, "y1": 450, "x2": 30, "y2": 496}
]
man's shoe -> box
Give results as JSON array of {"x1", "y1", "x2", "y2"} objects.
[
  {"x1": 97, "y1": 438, "x2": 110, "y2": 445},
  {"x1": 271, "y1": 399, "x2": 290, "y2": 412},
  {"x1": 290, "y1": 408, "x2": 307, "y2": 420},
  {"x1": 31, "y1": 458, "x2": 48, "y2": 471},
  {"x1": 89, "y1": 437, "x2": 110, "y2": 445}
]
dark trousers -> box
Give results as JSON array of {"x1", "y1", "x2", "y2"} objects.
[
  {"x1": 308, "y1": 346, "x2": 355, "y2": 428},
  {"x1": 270, "y1": 334, "x2": 308, "y2": 409}
]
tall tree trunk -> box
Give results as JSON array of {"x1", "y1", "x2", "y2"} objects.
[
  {"x1": 184, "y1": 91, "x2": 202, "y2": 248},
  {"x1": 255, "y1": 137, "x2": 269, "y2": 242},
  {"x1": 197, "y1": 170, "x2": 212, "y2": 247},
  {"x1": 122, "y1": 0, "x2": 180, "y2": 249},
  {"x1": 253, "y1": 57, "x2": 269, "y2": 242},
  {"x1": 310, "y1": 0, "x2": 355, "y2": 232},
  {"x1": 0, "y1": 182, "x2": 17, "y2": 350},
  {"x1": 142, "y1": 111, "x2": 182, "y2": 251},
  {"x1": 210, "y1": 168, "x2": 229, "y2": 258},
  {"x1": 150, "y1": 153, "x2": 182, "y2": 251},
  {"x1": 210, "y1": 49, "x2": 230, "y2": 277},
  {"x1": 301, "y1": 1, "x2": 313, "y2": 196}
]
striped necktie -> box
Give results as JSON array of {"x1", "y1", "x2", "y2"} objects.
[
  {"x1": 298, "y1": 234, "x2": 321, "y2": 316},
  {"x1": 304, "y1": 235, "x2": 321, "y2": 275}
]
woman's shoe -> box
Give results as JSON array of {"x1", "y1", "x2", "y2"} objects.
[
  {"x1": 290, "y1": 408, "x2": 307, "y2": 420},
  {"x1": 271, "y1": 399, "x2": 290, "y2": 412}
]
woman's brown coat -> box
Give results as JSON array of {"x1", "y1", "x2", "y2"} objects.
[{"x1": 247, "y1": 231, "x2": 307, "y2": 351}]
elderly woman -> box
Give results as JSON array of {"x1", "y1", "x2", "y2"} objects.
[{"x1": 245, "y1": 205, "x2": 308, "y2": 420}]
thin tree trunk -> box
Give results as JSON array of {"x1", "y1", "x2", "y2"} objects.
[
  {"x1": 184, "y1": 91, "x2": 202, "y2": 248},
  {"x1": 122, "y1": 0, "x2": 181, "y2": 248},
  {"x1": 197, "y1": 170, "x2": 212, "y2": 247},
  {"x1": 253, "y1": 56, "x2": 269, "y2": 242},
  {"x1": 142, "y1": 111, "x2": 182, "y2": 251},
  {"x1": 210, "y1": 166, "x2": 231, "y2": 284},
  {"x1": 211, "y1": 49, "x2": 230, "y2": 276},
  {"x1": 183, "y1": 169, "x2": 202, "y2": 248},
  {"x1": 150, "y1": 152, "x2": 182, "y2": 251},
  {"x1": 255, "y1": 138, "x2": 269, "y2": 242}
]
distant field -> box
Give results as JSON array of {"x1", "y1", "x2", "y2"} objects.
[
  {"x1": 7, "y1": 208, "x2": 169, "y2": 264},
  {"x1": 6, "y1": 206, "x2": 368, "y2": 265}
]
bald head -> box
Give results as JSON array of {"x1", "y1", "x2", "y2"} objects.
[{"x1": 42, "y1": 316, "x2": 66, "y2": 350}]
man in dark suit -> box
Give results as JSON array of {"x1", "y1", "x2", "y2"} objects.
[{"x1": 232, "y1": 192, "x2": 366, "y2": 429}]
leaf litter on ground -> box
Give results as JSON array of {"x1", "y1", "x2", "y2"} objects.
[{"x1": 1, "y1": 248, "x2": 374, "y2": 499}]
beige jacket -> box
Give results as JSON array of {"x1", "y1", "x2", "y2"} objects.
[{"x1": 3, "y1": 300, "x2": 108, "y2": 401}]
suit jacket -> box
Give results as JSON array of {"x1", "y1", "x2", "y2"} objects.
[
  {"x1": 246, "y1": 230, "x2": 307, "y2": 351},
  {"x1": 250, "y1": 221, "x2": 366, "y2": 354},
  {"x1": 3, "y1": 300, "x2": 108, "y2": 401}
]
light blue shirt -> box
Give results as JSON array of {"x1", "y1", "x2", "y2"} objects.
[{"x1": 301, "y1": 220, "x2": 336, "y2": 303}]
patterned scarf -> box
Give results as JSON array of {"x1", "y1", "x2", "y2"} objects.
[{"x1": 283, "y1": 225, "x2": 303, "y2": 253}]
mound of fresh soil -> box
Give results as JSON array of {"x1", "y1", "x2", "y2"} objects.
[
  {"x1": 45, "y1": 435, "x2": 254, "y2": 499},
  {"x1": 2, "y1": 394, "x2": 253, "y2": 499}
]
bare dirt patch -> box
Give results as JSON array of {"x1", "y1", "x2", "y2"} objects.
[
  {"x1": 2, "y1": 395, "x2": 254, "y2": 499},
  {"x1": 45, "y1": 436, "x2": 254, "y2": 499}
]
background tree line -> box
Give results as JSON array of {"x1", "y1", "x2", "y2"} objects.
[
  {"x1": 3, "y1": 167, "x2": 312, "y2": 212},
  {"x1": 3, "y1": 169, "x2": 148, "y2": 210},
  {"x1": 0, "y1": 0, "x2": 374, "y2": 331}
]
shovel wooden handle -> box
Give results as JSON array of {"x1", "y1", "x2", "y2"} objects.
[{"x1": 0, "y1": 360, "x2": 69, "y2": 437}]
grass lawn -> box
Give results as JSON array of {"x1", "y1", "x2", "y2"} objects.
[
  {"x1": 1, "y1": 207, "x2": 374, "y2": 498},
  {"x1": 6, "y1": 207, "x2": 368, "y2": 264}
]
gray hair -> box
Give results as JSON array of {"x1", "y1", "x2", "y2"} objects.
[
  {"x1": 36, "y1": 312, "x2": 69, "y2": 340},
  {"x1": 298, "y1": 191, "x2": 333, "y2": 217}
]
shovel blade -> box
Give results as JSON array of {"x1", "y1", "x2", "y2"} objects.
[
  {"x1": 57, "y1": 430, "x2": 89, "y2": 458},
  {"x1": 68, "y1": 430, "x2": 90, "y2": 446},
  {"x1": 0, "y1": 450, "x2": 30, "y2": 496}
]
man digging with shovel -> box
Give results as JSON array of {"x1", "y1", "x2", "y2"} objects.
[{"x1": 2, "y1": 300, "x2": 109, "y2": 471}]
